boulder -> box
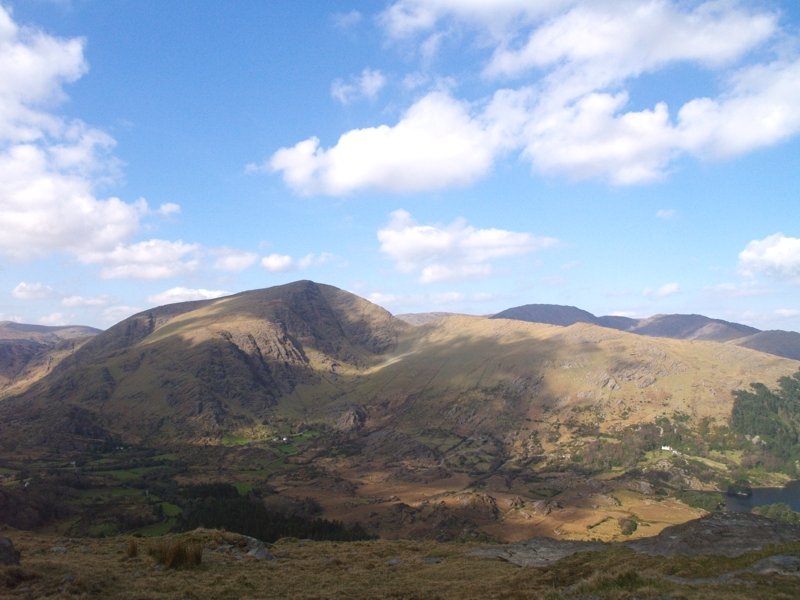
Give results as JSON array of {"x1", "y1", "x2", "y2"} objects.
[{"x1": 0, "y1": 536, "x2": 20, "y2": 565}]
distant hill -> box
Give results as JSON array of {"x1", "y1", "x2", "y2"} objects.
[
  {"x1": 491, "y1": 304, "x2": 797, "y2": 360},
  {"x1": 1, "y1": 281, "x2": 799, "y2": 543},
  {"x1": 734, "y1": 330, "x2": 800, "y2": 361},
  {"x1": 492, "y1": 304, "x2": 599, "y2": 326},
  {"x1": 625, "y1": 314, "x2": 758, "y2": 341},
  {"x1": 2, "y1": 281, "x2": 797, "y2": 453},
  {"x1": 0, "y1": 322, "x2": 100, "y2": 396}
]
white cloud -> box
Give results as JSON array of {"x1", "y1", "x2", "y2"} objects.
[
  {"x1": 0, "y1": 6, "x2": 152, "y2": 259},
  {"x1": 156, "y1": 202, "x2": 181, "y2": 216},
  {"x1": 147, "y1": 287, "x2": 230, "y2": 306},
  {"x1": 775, "y1": 308, "x2": 800, "y2": 319},
  {"x1": 61, "y1": 294, "x2": 109, "y2": 307},
  {"x1": 261, "y1": 253, "x2": 294, "y2": 273},
  {"x1": 380, "y1": 0, "x2": 569, "y2": 40},
  {"x1": 378, "y1": 209, "x2": 557, "y2": 283},
  {"x1": 484, "y1": 1, "x2": 775, "y2": 80},
  {"x1": 267, "y1": 92, "x2": 498, "y2": 195},
  {"x1": 367, "y1": 292, "x2": 400, "y2": 306},
  {"x1": 656, "y1": 208, "x2": 676, "y2": 220},
  {"x1": 212, "y1": 248, "x2": 258, "y2": 272},
  {"x1": 267, "y1": 1, "x2": 800, "y2": 193},
  {"x1": 12, "y1": 281, "x2": 55, "y2": 299},
  {"x1": 331, "y1": 68, "x2": 386, "y2": 104},
  {"x1": 643, "y1": 282, "x2": 680, "y2": 298},
  {"x1": 739, "y1": 233, "x2": 800, "y2": 282},
  {"x1": 261, "y1": 252, "x2": 333, "y2": 273},
  {"x1": 80, "y1": 239, "x2": 200, "y2": 280},
  {"x1": 39, "y1": 312, "x2": 69, "y2": 326}
]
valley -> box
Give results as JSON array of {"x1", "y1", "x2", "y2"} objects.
[{"x1": 2, "y1": 280, "x2": 799, "y2": 548}]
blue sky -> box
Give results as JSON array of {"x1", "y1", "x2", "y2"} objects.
[{"x1": 1, "y1": 0, "x2": 799, "y2": 331}]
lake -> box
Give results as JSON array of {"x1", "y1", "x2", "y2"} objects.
[{"x1": 725, "y1": 480, "x2": 800, "y2": 512}]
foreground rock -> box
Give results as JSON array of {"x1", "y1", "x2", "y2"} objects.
[
  {"x1": 474, "y1": 511, "x2": 800, "y2": 567},
  {"x1": 0, "y1": 536, "x2": 20, "y2": 565},
  {"x1": 470, "y1": 538, "x2": 605, "y2": 567},
  {"x1": 624, "y1": 511, "x2": 800, "y2": 557}
]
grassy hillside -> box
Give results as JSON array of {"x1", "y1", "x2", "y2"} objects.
[{"x1": 2, "y1": 282, "x2": 799, "y2": 543}]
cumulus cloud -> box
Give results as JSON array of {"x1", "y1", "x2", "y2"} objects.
[
  {"x1": 212, "y1": 248, "x2": 258, "y2": 272},
  {"x1": 0, "y1": 6, "x2": 155, "y2": 259},
  {"x1": 267, "y1": 92, "x2": 498, "y2": 195},
  {"x1": 79, "y1": 239, "x2": 200, "y2": 280},
  {"x1": 261, "y1": 252, "x2": 333, "y2": 273},
  {"x1": 739, "y1": 233, "x2": 800, "y2": 282},
  {"x1": 39, "y1": 312, "x2": 69, "y2": 326},
  {"x1": 378, "y1": 209, "x2": 557, "y2": 283},
  {"x1": 483, "y1": 1, "x2": 775, "y2": 80},
  {"x1": 643, "y1": 282, "x2": 680, "y2": 298},
  {"x1": 156, "y1": 202, "x2": 181, "y2": 216},
  {"x1": 61, "y1": 294, "x2": 109, "y2": 307},
  {"x1": 380, "y1": 0, "x2": 568, "y2": 39},
  {"x1": 265, "y1": 1, "x2": 800, "y2": 194},
  {"x1": 331, "y1": 68, "x2": 386, "y2": 104},
  {"x1": 147, "y1": 287, "x2": 230, "y2": 305},
  {"x1": 12, "y1": 281, "x2": 55, "y2": 300}
]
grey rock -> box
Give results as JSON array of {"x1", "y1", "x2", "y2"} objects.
[
  {"x1": 49, "y1": 546, "x2": 67, "y2": 554},
  {"x1": 624, "y1": 512, "x2": 800, "y2": 557},
  {"x1": 0, "y1": 536, "x2": 20, "y2": 565},
  {"x1": 470, "y1": 538, "x2": 606, "y2": 567},
  {"x1": 246, "y1": 546, "x2": 275, "y2": 560},
  {"x1": 748, "y1": 555, "x2": 800, "y2": 576}
]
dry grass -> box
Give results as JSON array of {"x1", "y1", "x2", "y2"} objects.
[
  {"x1": 147, "y1": 538, "x2": 203, "y2": 569},
  {"x1": 2, "y1": 528, "x2": 800, "y2": 599}
]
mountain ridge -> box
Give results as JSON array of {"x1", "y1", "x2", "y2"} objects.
[
  {"x1": 2, "y1": 280, "x2": 800, "y2": 543},
  {"x1": 489, "y1": 303, "x2": 797, "y2": 360}
]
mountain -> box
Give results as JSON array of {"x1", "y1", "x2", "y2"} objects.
[
  {"x1": 491, "y1": 304, "x2": 600, "y2": 326},
  {"x1": 0, "y1": 321, "x2": 100, "y2": 397},
  {"x1": 2, "y1": 281, "x2": 799, "y2": 542},
  {"x1": 491, "y1": 304, "x2": 797, "y2": 360},
  {"x1": 3, "y1": 283, "x2": 797, "y2": 451},
  {"x1": 624, "y1": 314, "x2": 759, "y2": 341},
  {"x1": 0, "y1": 281, "x2": 407, "y2": 447},
  {"x1": 733, "y1": 330, "x2": 800, "y2": 361}
]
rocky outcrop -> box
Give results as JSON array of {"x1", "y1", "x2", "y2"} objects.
[
  {"x1": 624, "y1": 511, "x2": 800, "y2": 557},
  {"x1": 473, "y1": 512, "x2": 800, "y2": 567},
  {"x1": 0, "y1": 536, "x2": 20, "y2": 565}
]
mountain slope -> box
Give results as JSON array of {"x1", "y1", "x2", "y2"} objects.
[
  {"x1": 0, "y1": 322, "x2": 100, "y2": 397},
  {"x1": 626, "y1": 314, "x2": 759, "y2": 341},
  {"x1": 491, "y1": 304, "x2": 599, "y2": 326},
  {"x1": 733, "y1": 330, "x2": 800, "y2": 361},
  {"x1": 491, "y1": 304, "x2": 797, "y2": 359},
  {"x1": 0, "y1": 281, "x2": 407, "y2": 446}
]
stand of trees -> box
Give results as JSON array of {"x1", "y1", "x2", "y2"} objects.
[
  {"x1": 177, "y1": 483, "x2": 372, "y2": 542},
  {"x1": 731, "y1": 370, "x2": 800, "y2": 472}
]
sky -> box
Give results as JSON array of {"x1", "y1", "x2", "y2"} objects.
[{"x1": 0, "y1": 0, "x2": 799, "y2": 332}]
